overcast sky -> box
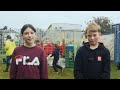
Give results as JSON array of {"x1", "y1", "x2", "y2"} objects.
[{"x1": 0, "y1": 11, "x2": 120, "y2": 31}]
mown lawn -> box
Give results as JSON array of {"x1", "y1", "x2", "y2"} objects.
[
  {"x1": 0, "y1": 54, "x2": 120, "y2": 79},
  {"x1": 0, "y1": 54, "x2": 74, "y2": 79},
  {"x1": 110, "y1": 62, "x2": 120, "y2": 79},
  {"x1": 0, "y1": 63, "x2": 74, "y2": 79}
]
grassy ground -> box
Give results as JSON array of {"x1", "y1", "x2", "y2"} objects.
[
  {"x1": 0, "y1": 54, "x2": 120, "y2": 79},
  {"x1": 0, "y1": 54, "x2": 74, "y2": 79},
  {"x1": 0, "y1": 64, "x2": 74, "y2": 79},
  {"x1": 110, "y1": 62, "x2": 120, "y2": 79},
  {"x1": 0, "y1": 54, "x2": 9, "y2": 79}
]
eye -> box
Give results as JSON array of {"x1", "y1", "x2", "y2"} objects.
[
  {"x1": 93, "y1": 34, "x2": 97, "y2": 37},
  {"x1": 31, "y1": 32, "x2": 34, "y2": 34},
  {"x1": 24, "y1": 32, "x2": 29, "y2": 35},
  {"x1": 88, "y1": 35, "x2": 91, "y2": 37}
]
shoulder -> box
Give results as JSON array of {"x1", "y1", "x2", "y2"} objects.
[
  {"x1": 99, "y1": 43, "x2": 110, "y2": 52},
  {"x1": 99, "y1": 44, "x2": 110, "y2": 55},
  {"x1": 77, "y1": 45, "x2": 86, "y2": 53},
  {"x1": 5, "y1": 39, "x2": 10, "y2": 43},
  {"x1": 35, "y1": 45, "x2": 44, "y2": 50},
  {"x1": 102, "y1": 47, "x2": 110, "y2": 55},
  {"x1": 14, "y1": 45, "x2": 23, "y2": 51},
  {"x1": 103, "y1": 47, "x2": 109, "y2": 52},
  {"x1": 35, "y1": 46, "x2": 45, "y2": 52}
]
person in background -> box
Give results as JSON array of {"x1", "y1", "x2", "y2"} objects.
[
  {"x1": 35, "y1": 39, "x2": 41, "y2": 47},
  {"x1": 4, "y1": 35, "x2": 16, "y2": 72},
  {"x1": 51, "y1": 43, "x2": 63, "y2": 74},
  {"x1": 35, "y1": 39, "x2": 44, "y2": 48}
]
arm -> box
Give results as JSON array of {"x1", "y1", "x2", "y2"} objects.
[
  {"x1": 74, "y1": 49, "x2": 84, "y2": 79},
  {"x1": 100, "y1": 49, "x2": 110, "y2": 79},
  {"x1": 10, "y1": 49, "x2": 18, "y2": 79},
  {"x1": 40, "y1": 49, "x2": 48, "y2": 79},
  {"x1": 50, "y1": 49, "x2": 57, "y2": 58},
  {"x1": 4, "y1": 40, "x2": 10, "y2": 51},
  {"x1": 50, "y1": 52, "x2": 54, "y2": 57}
]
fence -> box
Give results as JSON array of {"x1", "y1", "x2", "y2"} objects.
[{"x1": 112, "y1": 24, "x2": 120, "y2": 64}]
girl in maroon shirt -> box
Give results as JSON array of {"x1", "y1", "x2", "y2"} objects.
[{"x1": 10, "y1": 24, "x2": 48, "y2": 79}]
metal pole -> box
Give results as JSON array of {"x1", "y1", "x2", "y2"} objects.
[
  {"x1": 73, "y1": 30, "x2": 74, "y2": 45},
  {"x1": 2, "y1": 30, "x2": 4, "y2": 55},
  {"x1": 0, "y1": 31, "x2": 2, "y2": 55}
]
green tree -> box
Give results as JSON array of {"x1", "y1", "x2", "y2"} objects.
[
  {"x1": 0, "y1": 26, "x2": 7, "y2": 30},
  {"x1": 3, "y1": 26, "x2": 7, "y2": 30}
]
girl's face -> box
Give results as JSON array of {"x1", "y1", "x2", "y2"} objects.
[{"x1": 22, "y1": 27, "x2": 36, "y2": 45}]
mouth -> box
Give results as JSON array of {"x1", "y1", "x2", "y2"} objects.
[
  {"x1": 90, "y1": 41, "x2": 94, "y2": 43},
  {"x1": 27, "y1": 39, "x2": 33, "y2": 41}
]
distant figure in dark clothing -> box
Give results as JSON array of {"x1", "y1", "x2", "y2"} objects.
[
  {"x1": 51, "y1": 43, "x2": 63, "y2": 73},
  {"x1": 74, "y1": 22, "x2": 110, "y2": 79}
]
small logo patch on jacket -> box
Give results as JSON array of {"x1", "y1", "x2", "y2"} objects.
[{"x1": 97, "y1": 56, "x2": 102, "y2": 61}]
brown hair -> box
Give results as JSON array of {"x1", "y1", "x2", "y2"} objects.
[
  {"x1": 54, "y1": 43, "x2": 59, "y2": 48},
  {"x1": 35, "y1": 39, "x2": 40, "y2": 43}
]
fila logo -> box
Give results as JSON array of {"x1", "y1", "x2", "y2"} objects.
[{"x1": 15, "y1": 55, "x2": 40, "y2": 66}]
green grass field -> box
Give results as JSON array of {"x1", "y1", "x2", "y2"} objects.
[
  {"x1": 0, "y1": 54, "x2": 120, "y2": 79},
  {"x1": 0, "y1": 54, "x2": 74, "y2": 79}
]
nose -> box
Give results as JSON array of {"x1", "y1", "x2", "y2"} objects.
[
  {"x1": 91, "y1": 36, "x2": 94, "y2": 40},
  {"x1": 28, "y1": 33, "x2": 32, "y2": 37}
]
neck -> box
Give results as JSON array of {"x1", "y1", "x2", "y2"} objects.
[
  {"x1": 90, "y1": 43, "x2": 99, "y2": 49},
  {"x1": 24, "y1": 43, "x2": 36, "y2": 48}
]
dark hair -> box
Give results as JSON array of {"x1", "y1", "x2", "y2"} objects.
[
  {"x1": 6, "y1": 35, "x2": 11, "y2": 39},
  {"x1": 35, "y1": 39, "x2": 40, "y2": 43},
  {"x1": 54, "y1": 43, "x2": 59, "y2": 48},
  {"x1": 21, "y1": 24, "x2": 36, "y2": 35}
]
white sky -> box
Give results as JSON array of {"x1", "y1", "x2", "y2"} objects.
[{"x1": 0, "y1": 11, "x2": 120, "y2": 31}]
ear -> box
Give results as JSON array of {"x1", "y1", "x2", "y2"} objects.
[
  {"x1": 35, "y1": 35, "x2": 37, "y2": 39},
  {"x1": 20, "y1": 34, "x2": 25, "y2": 41},
  {"x1": 20, "y1": 34, "x2": 23, "y2": 38},
  {"x1": 99, "y1": 32, "x2": 102, "y2": 36}
]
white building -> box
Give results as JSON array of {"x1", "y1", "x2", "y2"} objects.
[
  {"x1": 0, "y1": 29, "x2": 20, "y2": 54},
  {"x1": 44, "y1": 23, "x2": 84, "y2": 45},
  {"x1": 36, "y1": 28, "x2": 45, "y2": 41}
]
